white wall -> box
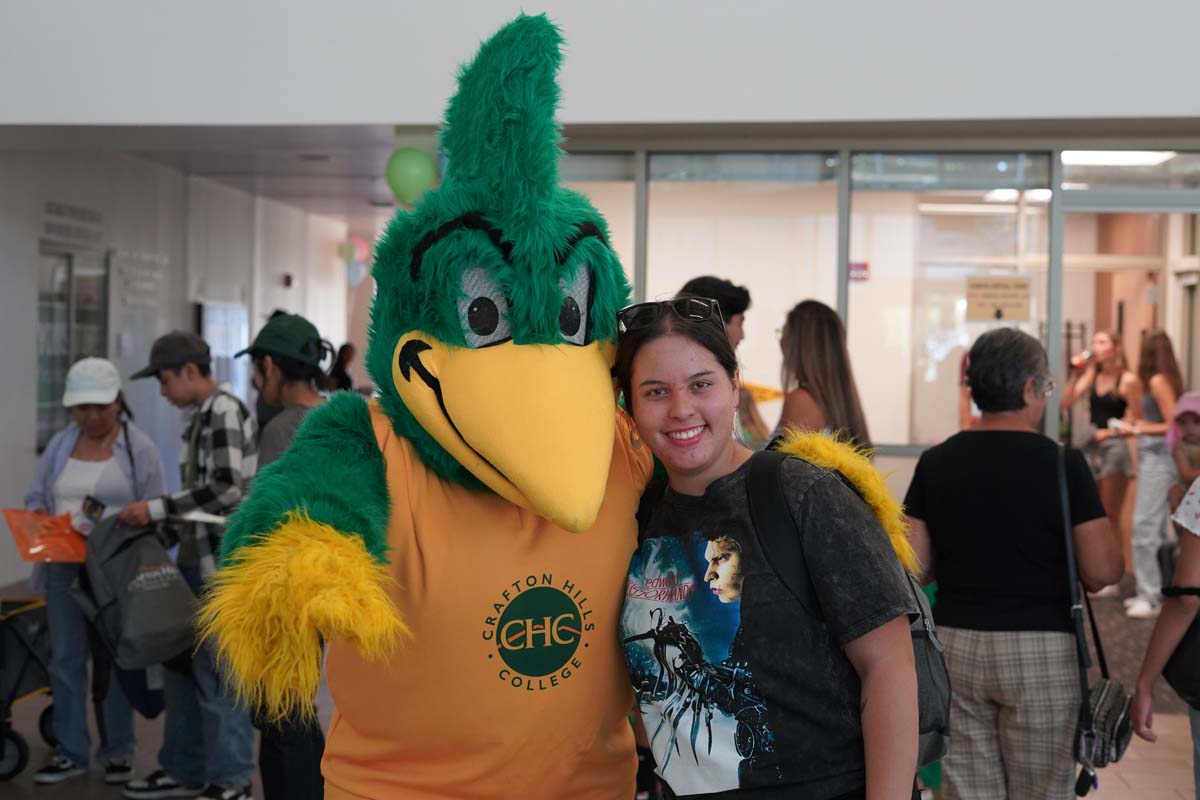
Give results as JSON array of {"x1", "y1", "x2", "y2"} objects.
[
  {"x1": 0, "y1": 157, "x2": 348, "y2": 588},
  {"x1": 644, "y1": 181, "x2": 838, "y2": 427},
  {"x1": 251, "y1": 198, "x2": 347, "y2": 344},
  {"x1": 3, "y1": 1, "x2": 1200, "y2": 126},
  {"x1": 187, "y1": 179, "x2": 255, "y2": 308},
  {"x1": 848, "y1": 193, "x2": 919, "y2": 445}
]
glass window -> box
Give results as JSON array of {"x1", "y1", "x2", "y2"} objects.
[
  {"x1": 200, "y1": 303, "x2": 251, "y2": 404},
  {"x1": 1060, "y1": 211, "x2": 1170, "y2": 444},
  {"x1": 561, "y1": 153, "x2": 636, "y2": 291},
  {"x1": 646, "y1": 152, "x2": 840, "y2": 427},
  {"x1": 1062, "y1": 151, "x2": 1200, "y2": 190},
  {"x1": 37, "y1": 249, "x2": 110, "y2": 450},
  {"x1": 848, "y1": 153, "x2": 1051, "y2": 447}
]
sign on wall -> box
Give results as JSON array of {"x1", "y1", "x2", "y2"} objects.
[{"x1": 966, "y1": 276, "x2": 1032, "y2": 322}]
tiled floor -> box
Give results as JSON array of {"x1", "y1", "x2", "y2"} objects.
[
  {"x1": 1092, "y1": 712, "x2": 1196, "y2": 800},
  {"x1": 0, "y1": 682, "x2": 335, "y2": 799}
]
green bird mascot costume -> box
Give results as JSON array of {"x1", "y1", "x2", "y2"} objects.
[{"x1": 199, "y1": 15, "x2": 653, "y2": 800}]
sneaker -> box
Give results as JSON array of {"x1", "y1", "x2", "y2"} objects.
[
  {"x1": 33, "y1": 755, "x2": 86, "y2": 784},
  {"x1": 106, "y1": 760, "x2": 135, "y2": 784},
  {"x1": 123, "y1": 769, "x2": 205, "y2": 799},
  {"x1": 1123, "y1": 596, "x2": 1139, "y2": 608},
  {"x1": 199, "y1": 785, "x2": 253, "y2": 800},
  {"x1": 1126, "y1": 598, "x2": 1162, "y2": 619},
  {"x1": 1089, "y1": 584, "x2": 1121, "y2": 598}
]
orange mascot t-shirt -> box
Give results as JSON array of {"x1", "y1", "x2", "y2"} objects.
[{"x1": 321, "y1": 404, "x2": 652, "y2": 800}]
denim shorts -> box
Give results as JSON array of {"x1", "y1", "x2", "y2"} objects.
[{"x1": 1083, "y1": 436, "x2": 1133, "y2": 479}]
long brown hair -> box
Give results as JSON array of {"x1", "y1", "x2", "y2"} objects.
[
  {"x1": 780, "y1": 300, "x2": 871, "y2": 450},
  {"x1": 1094, "y1": 329, "x2": 1128, "y2": 375},
  {"x1": 1138, "y1": 329, "x2": 1184, "y2": 398}
]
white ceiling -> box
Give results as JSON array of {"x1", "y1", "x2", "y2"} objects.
[
  {"x1": 0, "y1": 125, "x2": 410, "y2": 234},
  {"x1": 7, "y1": 121, "x2": 1200, "y2": 236}
]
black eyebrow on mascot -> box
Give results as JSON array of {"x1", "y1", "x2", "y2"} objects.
[{"x1": 198, "y1": 13, "x2": 657, "y2": 799}]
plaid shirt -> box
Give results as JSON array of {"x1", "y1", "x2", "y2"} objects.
[{"x1": 148, "y1": 385, "x2": 257, "y2": 576}]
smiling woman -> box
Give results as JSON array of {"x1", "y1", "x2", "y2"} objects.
[{"x1": 614, "y1": 300, "x2": 922, "y2": 799}]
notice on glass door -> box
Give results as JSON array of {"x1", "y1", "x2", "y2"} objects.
[{"x1": 966, "y1": 276, "x2": 1032, "y2": 322}]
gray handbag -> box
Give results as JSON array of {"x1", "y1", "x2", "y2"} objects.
[
  {"x1": 1057, "y1": 447, "x2": 1132, "y2": 796},
  {"x1": 71, "y1": 515, "x2": 196, "y2": 670}
]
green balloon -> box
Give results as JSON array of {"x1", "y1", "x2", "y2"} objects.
[{"x1": 386, "y1": 148, "x2": 437, "y2": 205}]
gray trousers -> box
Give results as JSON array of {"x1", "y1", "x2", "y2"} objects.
[{"x1": 1132, "y1": 438, "x2": 1177, "y2": 604}]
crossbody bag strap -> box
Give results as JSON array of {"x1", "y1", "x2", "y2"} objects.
[
  {"x1": 1058, "y1": 444, "x2": 1094, "y2": 731},
  {"x1": 1084, "y1": 591, "x2": 1111, "y2": 679},
  {"x1": 123, "y1": 422, "x2": 137, "y2": 493}
]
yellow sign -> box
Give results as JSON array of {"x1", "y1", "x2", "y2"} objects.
[{"x1": 966, "y1": 276, "x2": 1032, "y2": 322}]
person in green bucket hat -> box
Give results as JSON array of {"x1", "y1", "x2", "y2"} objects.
[
  {"x1": 234, "y1": 312, "x2": 333, "y2": 800},
  {"x1": 237, "y1": 313, "x2": 334, "y2": 470}
]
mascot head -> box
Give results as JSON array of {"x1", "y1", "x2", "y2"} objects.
[{"x1": 366, "y1": 14, "x2": 630, "y2": 532}]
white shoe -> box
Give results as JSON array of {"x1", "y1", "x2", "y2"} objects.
[
  {"x1": 1089, "y1": 584, "x2": 1121, "y2": 598},
  {"x1": 1126, "y1": 598, "x2": 1161, "y2": 619},
  {"x1": 1123, "y1": 596, "x2": 1139, "y2": 608}
]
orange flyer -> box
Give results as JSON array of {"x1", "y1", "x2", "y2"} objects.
[{"x1": 2, "y1": 509, "x2": 87, "y2": 563}]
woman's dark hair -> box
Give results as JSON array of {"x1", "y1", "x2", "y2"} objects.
[
  {"x1": 334, "y1": 343, "x2": 356, "y2": 370},
  {"x1": 966, "y1": 328, "x2": 1049, "y2": 413},
  {"x1": 253, "y1": 340, "x2": 335, "y2": 389},
  {"x1": 779, "y1": 300, "x2": 871, "y2": 450},
  {"x1": 613, "y1": 308, "x2": 738, "y2": 414},
  {"x1": 677, "y1": 277, "x2": 750, "y2": 318},
  {"x1": 1138, "y1": 329, "x2": 1184, "y2": 399}
]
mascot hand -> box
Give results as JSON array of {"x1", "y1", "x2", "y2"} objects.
[{"x1": 197, "y1": 512, "x2": 410, "y2": 723}]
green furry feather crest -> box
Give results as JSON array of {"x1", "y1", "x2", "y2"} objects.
[{"x1": 365, "y1": 14, "x2": 632, "y2": 488}]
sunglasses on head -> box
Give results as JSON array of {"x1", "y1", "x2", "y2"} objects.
[{"x1": 617, "y1": 297, "x2": 725, "y2": 333}]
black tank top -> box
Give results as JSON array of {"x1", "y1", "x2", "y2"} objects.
[{"x1": 1090, "y1": 382, "x2": 1127, "y2": 428}]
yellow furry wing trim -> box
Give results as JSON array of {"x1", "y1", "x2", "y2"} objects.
[
  {"x1": 773, "y1": 429, "x2": 920, "y2": 576},
  {"x1": 196, "y1": 512, "x2": 411, "y2": 722}
]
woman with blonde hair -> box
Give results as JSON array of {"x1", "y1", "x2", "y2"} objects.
[
  {"x1": 1123, "y1": 330, "x2": 1185, "y2": 619},
  {"x1": 1061, "y1": 330, "x2": 1141, "y2": 587},
  {"x1": 778, "y1": 300, "x2": 871, "y2": 450}
]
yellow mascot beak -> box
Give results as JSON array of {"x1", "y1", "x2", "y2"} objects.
[{"x1": 392, "y1": 333, "x2": 617, "y2": 532}]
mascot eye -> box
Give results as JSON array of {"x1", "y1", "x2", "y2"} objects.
[
  {"x1": 468, "y1": 298, "x2": 500, "y2": 335},
  {"x1": 458, "y1": 266, "x2": 511, "y2": 348},
  {"x1": 559, "y1": 265, "x2": 591, "y2": 346}
]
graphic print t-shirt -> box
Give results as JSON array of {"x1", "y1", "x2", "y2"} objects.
[{"x1": 621, "y1": 457, "x2": 916, "y2": 799}]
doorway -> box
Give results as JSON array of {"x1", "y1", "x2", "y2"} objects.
[{"x1": 1061, "y1": 211, "x2": 1171, "y2": 570}]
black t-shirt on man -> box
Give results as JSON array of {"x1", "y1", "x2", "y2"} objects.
[{"x1": 903, "y1": 430, "x2": 1106, "y2": 633}]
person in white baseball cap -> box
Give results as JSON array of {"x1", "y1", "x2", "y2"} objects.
[{"x1": 23, "y1": 357, "x2": 167, "y2": 785}]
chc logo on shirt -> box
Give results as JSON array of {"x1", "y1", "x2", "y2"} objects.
[{"x1": 481, "y1": 574, "x2": 596, "y2": 691}]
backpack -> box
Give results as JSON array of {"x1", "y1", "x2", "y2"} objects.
[
  {"x1": 70, "y1": 515, "x2": 197, "y2": 671},
  {"x1": 636, "y1": 439, "x2": 951, "y2": 769}
]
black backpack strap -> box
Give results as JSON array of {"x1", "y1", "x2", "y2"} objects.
[
  {"x1": 1163, "y1": 587, "x2": 1200, "y2": 597},
  {"x1": 636, "y1": 476, "x2": 668, "y2": 541},
  {"x1": 747, "y1": 450, "x2": 822, "y2": 620}
]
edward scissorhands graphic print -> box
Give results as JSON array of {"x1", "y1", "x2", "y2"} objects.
[{"x1": 622, "y1": 529, "x2": 774, "y2": 794}]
